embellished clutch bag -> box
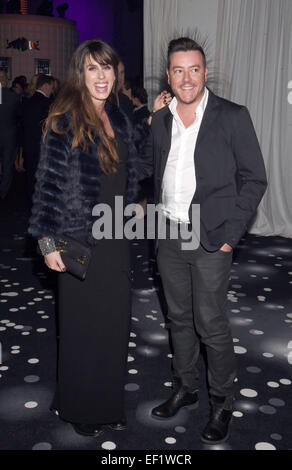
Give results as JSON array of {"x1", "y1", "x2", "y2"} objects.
[{"x1": 55, "y1": 236, "x2": 92, "y2": 280}]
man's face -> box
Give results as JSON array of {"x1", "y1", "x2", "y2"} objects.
[
  {"x1": 117, "y1": 62, "x2": 125, "y2": 92},
  {"x1": 13, "y1": 83, "x2": 23, "y2": 95},
  {"x1": 0, "y1": 71, "x2": 8, "y2": 88},
  {"x1": 167, "y1": 50, "x2": 208, "y2": 106},
  {"x1": 42, "y1": 82, "x2": 54, "y2": 98}
]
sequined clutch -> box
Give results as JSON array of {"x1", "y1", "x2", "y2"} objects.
[{"x1": 56, "y1": 236, "x2": 92, "y2": 280}]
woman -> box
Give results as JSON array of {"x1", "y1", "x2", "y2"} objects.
[{"x1": 28, "y1": 39, "x2": 138, "y2": 437}]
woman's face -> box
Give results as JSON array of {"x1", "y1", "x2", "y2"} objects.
[{"x1": 83, "y1": 55, "x2": 115, "y2": 106}]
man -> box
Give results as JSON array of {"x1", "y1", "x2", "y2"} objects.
[
  {"x1": 0, "y1": 69, "x2": 20, "y2": 199},
  {"x1": 116, "y1": 60, "x2": 134, "y2": 122},
  {"x1": 140, "y1": 38, "x2": 267, "y2": 444},
  {"x1": 22, "y1": 73, "x2": 54, "y2": 205}
]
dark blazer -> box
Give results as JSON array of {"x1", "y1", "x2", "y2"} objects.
[
  {"x1": 0, "y1": 88, "x2": 20, "y2": 139},
  {"x1": 22, "y1": 91, "x2": 51, "y2": 156},
  {"x1": 140, "y1": 90, "x2": 267, "y2": 250},
  {"x1": 28, "y1": 101, "x2": 138, "y2": 246},
  {"x1": 118, "y1": 92, "x2": 134, "y2": 123},
  {"x1": 133, "y1": 105, "x2": 151, "y2": 155}
]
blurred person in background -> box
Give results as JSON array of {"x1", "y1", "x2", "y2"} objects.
[
  {"x1": 0, "y1": 69, "x2": 20, "y2": 199},
  {"x1": 22, "y1": 73, "x2": 54, "y2": 206}
]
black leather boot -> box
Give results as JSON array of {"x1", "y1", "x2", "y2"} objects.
[
  {"x1": 106, "y1": 418, "x2": 127, "y2": 431},
  {"x1": 72, "y1": 423, "x2": 104, "y2": 437},
  {"x1": 201, "y1": 395, "x2": 233, "y2": 444},
  {"x1": 152, "y1": 387, "x2": 199, "y2": 419}
]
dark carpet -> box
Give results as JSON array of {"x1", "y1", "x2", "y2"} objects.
[{"x1": 0, "y1": 172, "x2": 292, "y2": 451}]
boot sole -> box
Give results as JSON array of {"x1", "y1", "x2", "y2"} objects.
[
  {"x1": 106, "y1": 424, "x2": 127, "y2": 431},
  {"x1": 151, "y1": 400, "x2": 199, "y2": 420},
  {"x1": 200, "y1": 431, "x2": 230, "y2": 445},
  {"x1": 200, "y1": 417, "x2": 233, "y2": 445},
  {"x1": 72, "y1": 425, "x2": 104, "y2": 437}
]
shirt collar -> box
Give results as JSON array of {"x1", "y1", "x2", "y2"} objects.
[
  {"x1": 134, "y1": 104, "x2": 147, "y2": 112},
  {"x1": 36, "y1": 89, "x2": 49, "y2": 98},
  {"x1": 169, "y1": 87, "x2": 209, "y2": 121}
]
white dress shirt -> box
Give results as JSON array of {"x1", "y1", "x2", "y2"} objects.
[{"x1": 161, "y1": 88, "x2": 209, "y2": 223}]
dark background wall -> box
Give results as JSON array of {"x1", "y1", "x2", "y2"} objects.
[{"x1": 0, "y1": 0, "x2": 144, "y2": 83}]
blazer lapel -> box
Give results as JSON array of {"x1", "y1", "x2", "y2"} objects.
[
  {"x1": 196, "y1": 90, "x2": 221, "y2": 147},
  {"x1": 159, "y1": 110, "x2": 173, "y2": 178}
]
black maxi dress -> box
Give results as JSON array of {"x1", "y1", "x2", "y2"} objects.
[{"x1": 52, "y1": 134, "x2": 132, "y2": 425}]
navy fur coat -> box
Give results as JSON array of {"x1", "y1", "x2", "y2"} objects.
[{"x1": 28, "y1": 101, "x2": 139, "y2": 246}]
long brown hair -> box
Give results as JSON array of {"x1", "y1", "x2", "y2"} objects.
[{"x1": 44, "y1": 39, "x2": 119, "y2": 174}]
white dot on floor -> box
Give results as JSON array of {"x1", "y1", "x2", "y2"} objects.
[
  {"x1": 128, "y1": 369, "x2": 138, "y2": 374},
  {"x1": 263, "y1": 353, "x2": 274, "y2": 358},
  {"x1": 24, "y1": 376, "x2": 40, "y2": 383},
  {"x1": 255, "y1": 442, "x2": 276, "y2": 450},
  {"x1": 267, "y1": 382, "x2": 279, "y2": 388},
  {"x1": 164, "y1": 382, "x2": 172, "y2": 387},
  {"x1": 165, "y1": 437, "x2": 176, "y2": 444},
  {"x1": 249, "y1": 329, "x2": 264, "y2": 335},
  {"x1": 25, "y1": 401, "x2": 38, "y2": 409},
  {"x1": 32, "y1": 442, "x2": 52, "y2": 450},
  {"x1": 28, "y1": 359, "x2": 39, "y2": 364},
  {"x1": 234, "y1": 346, "x2": 247, "y2": 354},
  {"x1": 240, "y1": 388, "x2": 258, "y2": 398},
  {"x1": 175, "y1": 426, "x2": 186, "y2": 433},
  {"x1": 279, "y1": 378, "x2": 291, "y2": 385},
  {"x1": 125, "y1": 383, "x2": 139, "y2": 391},
  {"x1": 36, "y1": 328, "x2": 47, "y2": 333},
  {"x1": 270, "y1": 434, "x2": 282, "y2": 441},
  {"x1": 233, "y1": 411, "x2": 243, "y2": 417},
  {"x1": 101, "y1": 441, "x2": 116, "y2": 450}
]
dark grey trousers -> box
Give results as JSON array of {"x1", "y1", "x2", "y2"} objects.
[{"x1": 157, "y1": 235, "x2": 237, "y2": 397}]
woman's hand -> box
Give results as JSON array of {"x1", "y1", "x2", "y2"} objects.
[
  {"x1": 148, "y1": 91, "x2": 172, "y2": 125},
  {"x1": 44, "y1": 251, "x2": 66, "y2": 272},
  {"x1": 153, "y1": 90, "x2": 172, "y2": 112}
]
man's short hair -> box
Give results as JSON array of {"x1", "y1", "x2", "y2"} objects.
[
  {"x1": 167, "y1": 37, "x2": 206, "y2": 69},
  {"x1": 132, "y1": 85, "x2": 148, "y2": 104},
  {"x1": 36, "y1": 74, "x2": 54, "y2": 90}
]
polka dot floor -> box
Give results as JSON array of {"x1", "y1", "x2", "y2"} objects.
[{"x1": 0, "y1": 194, "x2": 292, "y2": 451}]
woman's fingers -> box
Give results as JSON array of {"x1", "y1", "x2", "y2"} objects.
[{"x1": 44, "y1": 251, "x2": 66, "y2": 272}]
